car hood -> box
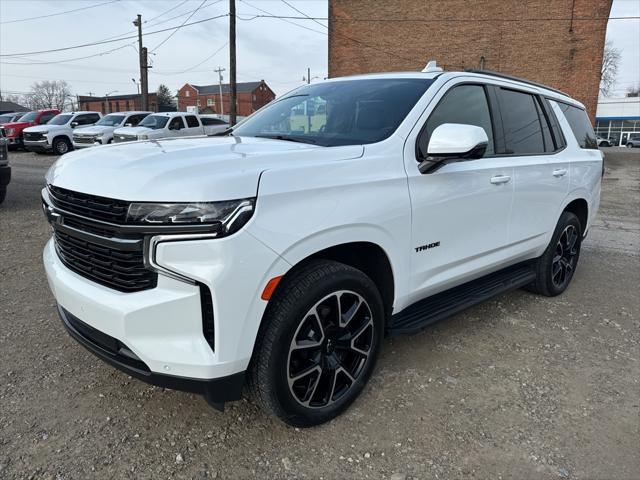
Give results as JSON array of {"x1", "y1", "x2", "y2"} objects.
[
  {"x1": 25, "y1": 124, "x2": 67, "y2": 133},
  {"x1": 113, "y1": 126, "x2": 153, "y2": 136},
  {"x1": 1, "y1": 121, "x2": 32, "y2": 129},
  {"x1": 46, "y1": 135, "x2": 364, "y2": 201},
  {"x1": 74, "y1": 125, "x2": 116, "y2": 135}
]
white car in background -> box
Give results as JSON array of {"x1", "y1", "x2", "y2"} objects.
[
  {"x1": 73, "y1": 111, "x2": 151, "y2": 148},
  {"x1": 23, "y1": 111, "x2": 102, "y2": 155},
  {"x1": 113, "y1": 112, "x2": 227, "y2": 143}
]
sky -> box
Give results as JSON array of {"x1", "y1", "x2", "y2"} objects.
[{"x1": 0, "y1": 0, "x2": 638, "y2": 102}]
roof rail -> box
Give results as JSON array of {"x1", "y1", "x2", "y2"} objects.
[{"x1": 464, "y1": 69, "x2": 569, "y2": 97}]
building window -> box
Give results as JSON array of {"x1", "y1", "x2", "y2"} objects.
[
  {"x1": 207, "y1": 98, "x2": 214, "y2": 106},
  {"x1": 126, "y1": 100, "x2": 130, "y2": 110},
  {"x1": 197, "y1": 99, "x2": 201, "y2": 106},
  {"x1": 185, "y1": 90, "x2": 190, "y2": 97},
  {"x1": 253, "y1": 94, "x2": 256, "y2": 101}
]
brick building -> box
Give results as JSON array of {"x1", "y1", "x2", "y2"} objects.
[
  {"x1": 329, "y1": 0, "x2": 612, "y2": 119},
  {"x1": 78, "y1": 93, "x2": 159, "y2": 114},
  {"x1": 176, "y1": 80, "x2": 275, "y2": 116}
]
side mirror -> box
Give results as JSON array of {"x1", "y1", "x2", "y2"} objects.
[
  {"x1": 70, "y1": 121, "x2": 79, "y2": 128},
  {"x1": 124, "y1": 123, "x2": 132, "y2": 127},
  {"x1": 419, "y1": 123, "x2": 488, "y2": 174}
]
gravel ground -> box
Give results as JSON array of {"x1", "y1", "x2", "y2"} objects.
[{"x1": 0, "y1": 148, "x2": 638, "y2": 480}]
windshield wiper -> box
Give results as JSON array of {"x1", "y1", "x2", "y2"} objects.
[
  {"x1": 213, "y1": 127, "x2": 234, "y2": 136},
  {"x1": 254, "y1": 134, "x2": 316, "y2": 145}
]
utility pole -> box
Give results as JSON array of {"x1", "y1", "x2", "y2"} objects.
[
  {"x1": 133, "y1": 14, "x2": 149, "y2": 111},
  {"x1": 214, "y1": 67, "x2": 225, "y2": 116},
  {"x1": 229, "y1": 0, "x2": 237, "y2": 126},
  {"x1": 307, "y1": 67, "x2": 311, "y2": 84}
]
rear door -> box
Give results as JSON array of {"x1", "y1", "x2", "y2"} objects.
[
  {"x1": 499, "y1": 88, "x2": 570, "y2": 254},
  {"x1": 404, "y1": 80, "x2": 514, "y2": 302},
  {"x1": 184, "y1": 115, "x2": 203, "y2": 136}
]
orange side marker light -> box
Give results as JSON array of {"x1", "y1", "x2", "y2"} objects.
[{"x1": 261, "y1": 275, "x2": 283, "y2": 301}]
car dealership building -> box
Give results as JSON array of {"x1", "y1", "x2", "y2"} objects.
[{"x1": 595, "y1": 97, "x2": 640, "y2": 146}]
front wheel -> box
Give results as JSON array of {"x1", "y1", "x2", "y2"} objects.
[
  {"x1": 527, "y1": 211, "x2": 582, "y2": 297},
  {"x1": 248, "y1": 260, "x2": 384, "y2": 427},
  {"x1": 52, "y1": 137, "x2": 72, "y2": 155}
]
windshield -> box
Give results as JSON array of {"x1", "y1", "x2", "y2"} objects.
[
  {"x1": 96, "y1": 114, "x2": 125, "y2": 126},
  {"x1": 0, "y1": 114, "x2": 12, "y2": 123},
  {"x1": 48, "y1": 114, "x2": 73, "y2": 125},
  {"x1": 15, "y1": 111, "x2": 37, "y2": 122},
  {"x1": 233, "y1": 78, "x2": 434, "y2": 146},
  {"x1": 138, "y1": 115, "x2": 169, "y2": 129}
]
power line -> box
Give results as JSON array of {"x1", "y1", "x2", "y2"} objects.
[
  {"x1": 0, "y1": 0, "x2": 120, "y2": 25},
  {"x1": 0, "y1": 14, "x2": 229, "y2": 57},
  {"x1": 153, "y1": 42, "x2": 229, "y2": 75},
  {"x1": 1, "y1": 43, "x2": 136, "y2": 66},
  {"x1": 280, "y1": 0, "x2": 328, "y2": 29},
  {"x1": 150, "y1": 0, "x2": 210, "y2": 53},
  {"x1": 146, "y1": 0, "x2": 190, "y2": 23}
]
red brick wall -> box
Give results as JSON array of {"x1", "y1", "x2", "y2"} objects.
[
  {"x1": 329, "y1": 0, "x2": 612, "y2": 120},
  {"x1": 176, "y1": 82, "x2": 275, "y2": 116}
]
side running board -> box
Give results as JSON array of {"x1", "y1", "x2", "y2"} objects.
[{"x1": 388, "y1": 263, "x2": 536, "y2": 336}]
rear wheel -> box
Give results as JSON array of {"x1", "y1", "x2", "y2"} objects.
[
  {"x1": 527, "y1": 211, "x2": 582, "y2": 297},
  {"x1": 248, "y1": 260, "x2": 384, "y2": 427}
]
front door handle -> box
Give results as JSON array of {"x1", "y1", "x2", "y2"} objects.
[
  {"x1": 553, "y1": 168, "x2": 568, "y2": 177},
  {"x1": 490, "y1": 175, "x2": 511, "y2": 184}
]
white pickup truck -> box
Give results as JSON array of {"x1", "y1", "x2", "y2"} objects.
[
  {"x1": 72, "y1": 111, "x2": 151, "y2": 148},
  {"x1": 112, "y1": 112, "x2": 228, "y2": 143},
  {"x1": 24, "y1": 111, "x2": 102, "y2": 155}
]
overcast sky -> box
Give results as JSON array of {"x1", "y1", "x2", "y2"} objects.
[{"x1": 0, "y1": 0, "x2": 638, "y2": 101}]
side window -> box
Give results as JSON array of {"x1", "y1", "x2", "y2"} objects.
[
  {"x1": 73, "y1": 115, "x2": 89, "y2": 125},
  {"x1": 557, "y1": 102, "x2": 598, "y2": 149},
  {"x1": 419, "y1": 84, "x2": 495, "y2": 157},
  {"x1": 497, "y1": 89, "x2": 546, "y2": 154},
  {"x1": 39, "y1": 112, "x2": 55, "y2": 124},
  {"x1": 168, "y1": 117, "x2": 184, "y2": 130},
  {"x1": 88, "y1": 114, "x2": 100, "y2": 124},
  {"x1": 185, "y1": 115, "x2": 200, "y2": 128},
  {"x1": 127, "y1": 114, "x2": 145, "y2": 126}
]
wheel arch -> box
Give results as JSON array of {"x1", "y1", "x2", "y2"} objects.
[{"x1": 562, "y1": 198, "x2": 589, "y2": 236}]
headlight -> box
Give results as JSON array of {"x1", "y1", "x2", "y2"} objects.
[
  {"x1": 95, "y1": 132, "x2": 104, "y2": 138},
  {"x1": 39, "y1": 131, "x2": 49, "y2": 136},
  {"x1": 139, "y1": 134, "x2": 149, "y2": 140},
  {"x1": 5, "y1": 128, "x2": 14, "y2": 136},
  {"x1": 127, "y1": 199, "x2": 254, "y2": 233}
]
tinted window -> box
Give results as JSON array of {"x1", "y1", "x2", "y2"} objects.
[
  {"x1": 498, "y1": 89, "x2": 545, "y2": 154},
  {"x1": 201, "y1": 117, "x2": 228, "y2": 126},
  {"x1": 127, "y1": 114, "x2": 148, "y2": 126},
  {"x1": 40, "y1": 112, "x2": 56, "y2": 124},
  {"x1": 419, "y1": 84, "x2": 494, "y2": 156},
  {"x1": 557, "y1": 102, "x2": 598, "y2": 149},
  {"x1": 233, "y1": 78, "x2": 434, "y2": 147},
  {"x1": 168, "y1": 117, "x2": 184, "y2": 130},
  {"x1": 185, "y1": 115, "x2": 200, "y2": 128}
]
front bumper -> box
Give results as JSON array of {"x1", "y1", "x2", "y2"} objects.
[
  {"x1": 24, "y1": 139, "x2": 51, "y2": 152},
  {"x1": 43, "y1": 226, "x2": 290, "y2": 400},
  {"x1": 58, "y1": 305, "x2": 244, "y2": 406},
  {"x1": 73, "y1": 138, "x2": 102, "y2": 149}
]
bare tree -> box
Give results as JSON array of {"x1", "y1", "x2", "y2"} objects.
[
  {"x1": 600, "y1": 41, "x2": 621, "y2": 97},
  {"x1": 626, "y1": 84, "x2": 640, "y2": 98},
  {"x1": 27, "y1": 80, "x2": 72, "y2": 110}
]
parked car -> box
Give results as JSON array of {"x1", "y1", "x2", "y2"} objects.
[
  {"x1": 112, "y1": 112, "x2": 225, "y2": 142},
  {"x1": 73, "y1": 111, "x2": 151, "y2": 148},
  {"x1": 626, "y1": 133, "x2": 640, "y2": 148},
  {"x1": 41, "y1": 65, "x2": 602, "y2": 426},
  {"x1": 24, "y1": 111, "x2": 101, "y2": 155},
  {"x1": 596, "y1": 135, "x2": 612, "y2": 147},
  {"x1": 0, "y1": 127, "x2": 9, "y2": 203},
  {"x1": 1, "y1": 109, "x2": 59, "y2": 149},
  {"x1": 0, "y1": 111, "x2": 27, "y2": 125}
]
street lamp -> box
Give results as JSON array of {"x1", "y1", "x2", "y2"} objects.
[
  {"x1": 105, "y1": 90, "x2": 118, "y2": 114},
  {"x1": 132, "y1": 78, "x2": 140, "y2": 95}
]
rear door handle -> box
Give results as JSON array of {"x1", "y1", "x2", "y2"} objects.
[
  {"x1": 490, "y1": 175, "x2": 511, "y2": 184},
  {"x1": 553, "y1": 168, "x2": 568, "y2": 177}
]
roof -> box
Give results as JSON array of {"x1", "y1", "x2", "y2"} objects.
[
  {"x1": 0, "y1": 101, "x2": 29, "y2": 113},
  {"x1": 190, "y1": 81, "x2": 263, "y2": 94}
]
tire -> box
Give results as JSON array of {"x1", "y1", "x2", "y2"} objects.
[
  {"x1": 627, "y1": 143, "x2": 634, "y2": 149},
  {"x1": 0, "y1": 186, "x2": 6, "y2": 204},
  {"x1": 527, "y1": 211, "x2": 582, "y2": 297},
  {"x1": 52, "y1": 137, "x2": 72, "y2": 155},
  {"x1": 248, "y1": 260, "x2": 385, "y2": 427}
]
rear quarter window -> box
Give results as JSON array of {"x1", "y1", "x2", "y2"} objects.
[{"x1": 557, "y1": 102, "x2": 598, "y2": 149}]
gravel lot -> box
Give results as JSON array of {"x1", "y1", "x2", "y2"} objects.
[{"x1": 1, "y1": 148, "x2": 638, "y2": 480}]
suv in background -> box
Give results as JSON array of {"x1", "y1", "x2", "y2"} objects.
[
  {"x1": 42, "y1": 66, "x2": 602, "y2": 426},
  {"x1": 1, "y1": 109, "x2": 59, "y2": 149},
  {"x1": 73, "y1": 111, "x2": 151, "y2": 148},
  {"x1": 0, "y1": 127, "x2": 9, "y2": 203},
  {"x1": 626, "y1": 133, "x2": 640, "y2": 148},
  {"x1": 24, "y1": 111, "x2": 101, "y2": 155},
  {"x1": 0, "y1": 112, "x2": 27, "y2": 125}
]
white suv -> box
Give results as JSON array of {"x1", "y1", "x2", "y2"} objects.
[
  {"x1": 24, "y1": 111, "x2": 101, "y2": 155},
  {"x1": 42, "y1": 66, "x2": 602, "y2": 426}
]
